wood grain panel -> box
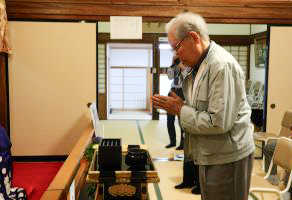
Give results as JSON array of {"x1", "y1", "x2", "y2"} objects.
[
  {"x1": 192, "y1": 0, "x2": 290, "y2": 6},
  {"x1": 244, "y1": 0, "x2": 289, "y2": 2},
  {"x1": 0, "y1": 53, "x2": 8, "y2": 130},
  {"x1": 114, "y1": 0, "x2": 179, "y2": 5},
  {"x1": 210, "y1": 35, "x2": 252, "y2": 46},
  {"x1": 41, "y1": 190, "x2": 64, "y2": 200},
  {"x1": 6, "y1": 1, "x2": 292, "y2": 24},
  {"x1": 98, "y1": 93, "x2": 107, "y2": 120},
  {"x1": 7, "y1": 0, "x2": 110, "y2": 3},
  {"x1": 9, "y1": 0, "x2": 179, "y2": 4}
]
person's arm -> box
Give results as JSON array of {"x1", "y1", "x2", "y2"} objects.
[
  {"x1": 180, "y1": 63, "x2": 246, "y2": 135},
  {"x1": 167, "y1": 67, "x2": 175, "y2": 80},
  {"x1": 151, "y1": 92, "x2": 184, "y2": 116},
  {"x1": 168, "y1": 58, "x2": 181, "y2": 80}
]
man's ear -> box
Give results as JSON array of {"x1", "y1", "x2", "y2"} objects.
[{"x1": 189, "y1": 31, "x2": 201, "y2": 44}]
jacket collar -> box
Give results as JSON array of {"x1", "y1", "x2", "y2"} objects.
[{"x1": 192, "y1": 41, "x2": 212, "y2": 78}]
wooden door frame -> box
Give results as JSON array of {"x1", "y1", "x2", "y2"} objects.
[
  {"x1": 99, "y1": 33, "x2": 165, "y2": 120},
  {"x1": 0, "y1": 53, "x2": 9, "y2": 135}
]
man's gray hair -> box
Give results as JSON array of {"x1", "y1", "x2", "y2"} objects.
[{"x1": 165, "y1": 12, "x2": 209, "y2": 41}]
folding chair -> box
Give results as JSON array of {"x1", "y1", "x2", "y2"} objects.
[
  {"x1": 246, "y1": 80, "x2": 254, "y2": 107},
  {"x1": 253, "y1": 110, "x2": 292, "y2": 161},
  {"x1": 251, "y1": 81, "x2": 264, "y2": 110},
  {"x1": 250, "y1": 137, "x2": 292, "y2": 200}
]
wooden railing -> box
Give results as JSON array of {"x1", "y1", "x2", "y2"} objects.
[{"x1": 41, "y1": 123, "x2": 94, "y2": 200}]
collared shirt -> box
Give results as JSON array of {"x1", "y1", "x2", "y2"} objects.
[{"x1": 192, "y1": 43, "x2": 211, "y2": 79}]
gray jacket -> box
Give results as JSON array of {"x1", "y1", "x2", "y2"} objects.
[{"x1": 180, "y1": 41, "x2": 255, "y2": 165}]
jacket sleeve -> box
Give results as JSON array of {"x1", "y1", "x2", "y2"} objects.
[{"x1": 180, "y1": 62, "x2": 245, "y2": 135}]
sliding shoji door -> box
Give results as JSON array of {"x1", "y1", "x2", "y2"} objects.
[
  {"x1": 8, "y1": 22, "x2": 96, "y2": 156},
  {"x1": 266, "y1": 26, "x2": 292, "y2": 133}
]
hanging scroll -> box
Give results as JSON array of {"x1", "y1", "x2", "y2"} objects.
[{"x1": 0, "y1": 0, "x2": 12, "y2": 53}]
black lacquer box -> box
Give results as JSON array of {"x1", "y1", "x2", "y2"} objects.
[{"x1": 98, "y1": 138, "x2": 122, "y2": 171}]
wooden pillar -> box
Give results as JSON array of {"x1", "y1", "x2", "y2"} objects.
[
  {"x1": 0, "y1": 53, "x2": 9, "y2": 133},
  {"x1": 152, "y1": 35, "x2": 160, "y2": 120}
]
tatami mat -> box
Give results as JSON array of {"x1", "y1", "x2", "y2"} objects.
[
  {"x1": 108, "y1": 111, "x2": 152, "y2": 120},
  {"x1": 151, "y1": 161, "x2": 201, "y2": 200},
  {"x1": 99, "y1": 120, "x2": 141, "y2": 145},
  {"x1": 139, "y1": 120, "x2": 183, "y2": 159}
]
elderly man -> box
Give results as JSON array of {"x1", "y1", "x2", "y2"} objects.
[{"x1": 152, "y1": 12, "x2": 255, "y2": 200}]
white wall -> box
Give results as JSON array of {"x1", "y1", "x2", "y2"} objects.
[
  {"x1": 208, "y1": 24, "x2": 250, "y2": 35},
  {"x1": 251, "y1": 24, "x2": 267, "y2": 34}
]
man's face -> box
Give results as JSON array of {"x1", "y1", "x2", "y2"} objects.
[{"x1": 168, "y1": 29, "x2": 199, "y2": 67}]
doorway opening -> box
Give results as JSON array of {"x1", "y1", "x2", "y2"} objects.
[{"x1": 107, "y1": 43, "x2": 153, "y2": 120}]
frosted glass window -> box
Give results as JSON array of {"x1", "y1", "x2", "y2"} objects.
[
  {"x1": 222, "y1": 45, "x2": 249, "y2": 79},
  {"x1": 111, "y1": 76, "x2": 123, "y2": 84},
  {"x1": 110, "y1": 93, "x2": 123, "y2": 100},
  {"x1": 99, "y1": 64, "x2": 105, "y2": 69},
  {"x1": 98, "y1": 43, "x2": 106, "y2": 93},
  {"x1": 124, "y1": 77, "x2": 146, "y2": 85},
  {"x1": 231, "y1": 51, "x2": 239, "y2": 56},
  {"x1": 160, "y1": 74, "x2": 172, "y2": 96},
  {"x1": 124, "y1": 85, "x2": 146, "y2": 93},
  {"x1": 110, "y1": 48, "x2": 152, "y2": 67},
  {"x1": 240, "y1": 46, "x2": 248, "y2": 51},
  {"x1": 111, "y1": 68, "x2": 123, "y2": 76},
  {"x1": 160, "y1": 48, "x2": 173, "y2": 68},
  {"x1": 109, "y1": 68, "x2": 147, "y2": 110},
  {"x1": 98, "y1": 44, "x2": 105, "y2": 49},
  {"x1": 99, "y1": 74, "x2": 105, "y2": 79},
  {"x1": 98, "y1": 84, "x2": 105, "y2": 90},
  {"x1": 111, "y1": 101, "x2": 123, "y2": 109},
  {"x1": 110, "y1": 85, "x2": 123, "y2": 92}
]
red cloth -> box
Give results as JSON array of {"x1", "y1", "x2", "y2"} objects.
[{"x1": 12, "y1": 162, "x2": 63, "y2": 200}]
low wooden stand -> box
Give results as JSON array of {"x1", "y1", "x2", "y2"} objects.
[{"x1": 87, "y1": 145, "x2": 160, "y2": 200}]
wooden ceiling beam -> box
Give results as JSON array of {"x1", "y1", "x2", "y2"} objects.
[{"x1": 6, "y1": 0, "x2": 292, "y2": 24}]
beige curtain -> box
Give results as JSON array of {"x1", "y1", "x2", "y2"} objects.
[{"x1": 0, "y1": 0, "x2": 12, "y2": 53}]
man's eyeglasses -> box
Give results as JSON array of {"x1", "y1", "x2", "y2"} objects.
[{"x1": 171, "y1": 37, "x2": 186, "y2": 53}]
